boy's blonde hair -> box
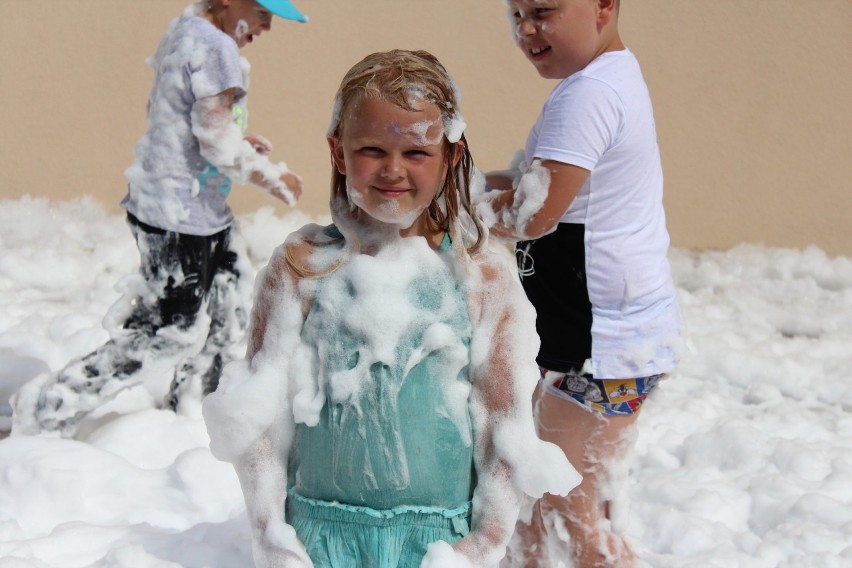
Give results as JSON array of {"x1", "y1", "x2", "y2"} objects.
[{"x1": 327, "y1": 49, "x2": 485, "y2": 255}]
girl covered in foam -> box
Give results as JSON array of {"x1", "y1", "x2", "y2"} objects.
[{"x1": 202, "y1": 49, "x2": 579, "y2": 568}]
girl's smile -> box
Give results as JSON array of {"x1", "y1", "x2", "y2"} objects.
[{"x1": 328, "y1": 97, "x2": 450, "y2": 237}]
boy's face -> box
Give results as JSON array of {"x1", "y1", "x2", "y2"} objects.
[
  {"x1": 220, "y1": 0, "x2": 274, "y2": 48},
  {"x1": 507, "y1": 0, "x2": 610, "y2": 79}
]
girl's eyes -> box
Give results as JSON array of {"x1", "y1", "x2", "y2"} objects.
[{"x1": 358, "y1": 147, "x2": 433, "y2": 158}]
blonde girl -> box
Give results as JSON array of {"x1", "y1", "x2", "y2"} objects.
[{"x1": 203, "y1": 49, "x2": 577, "y2": 568}]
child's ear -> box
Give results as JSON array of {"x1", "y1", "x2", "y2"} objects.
[
  {"x1": 597, "y1": 0, "x2": 618, "y2": 24},
  {"x1": 328, "y1": 136, "x2": 346, "y2": 174},
  {"x1": 451, "y1": 140, "x2": 465, "y2": 168}
]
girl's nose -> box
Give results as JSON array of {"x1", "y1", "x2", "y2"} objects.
[{"x1": 381, "y1": 155, "x2": 404, "y2": 179}]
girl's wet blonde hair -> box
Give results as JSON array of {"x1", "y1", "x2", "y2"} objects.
[{"x1": 327, "y1": 49, "x2": 485, "y2": 256}]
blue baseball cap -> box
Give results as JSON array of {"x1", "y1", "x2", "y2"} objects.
[{"x1": 256, "y1": 0, "x2": 308, "y2": 23}]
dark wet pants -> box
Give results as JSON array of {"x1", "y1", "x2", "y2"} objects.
[{"x1": 25, "y1": 213, "x2": 249, "y2": 435}]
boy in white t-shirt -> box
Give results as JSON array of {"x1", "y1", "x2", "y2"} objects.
[
  {"x1": 477, "y1": 1, "x2": 681, "y2": 566},
  {"x1": 13, "y1": 0, "x2": 306, "y2": 437}
]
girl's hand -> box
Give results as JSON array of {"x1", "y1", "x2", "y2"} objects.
[
  {"x1": 245, "y1": 506, "x2": 314, "y2": 568},
  {"x1": 252, "y1": 543, "x2": 314, "y2": 568},
  {"x1": 420, "y1": 541, "x2": 475, "y2": 568}
]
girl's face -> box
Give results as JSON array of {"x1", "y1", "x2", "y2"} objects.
[
  {"x1": 508, "y1": 0, "x2": 606, "y2": 79},
  {"x1": 219, "y1": 0, "x2": 273, "y2": 48},
  {"x1": 328, "y1": 97, "x2": 451, "y2": 239}
]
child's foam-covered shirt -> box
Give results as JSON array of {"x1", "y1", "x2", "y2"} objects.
[{"x1": 122, "y1": 10, "x2": 248, "y2": 236}]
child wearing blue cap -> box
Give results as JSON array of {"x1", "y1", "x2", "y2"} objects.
[
  {"x1": 256, "y1": 0, "x2": 308, "y2": 23},
  {"x1": 12, "y1": 0, "x2": 307, "y2": 437}
]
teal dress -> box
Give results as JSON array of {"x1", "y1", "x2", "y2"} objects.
[{"x1": 287, "y1": 231, "x2": 474, "y2": 567}]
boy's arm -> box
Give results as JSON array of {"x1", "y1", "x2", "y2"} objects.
[
  {"x1": 203, "y1": 246, "x2": 313, "y2": 568},
  {"x1": 244, "y1": 133, "x2": 273, "y2": 155},
  {"x1": 422, "y1": 253, "x2": 580, "y2": 567},
  {"x1": 484, "y1": 172, "x2": 515, "y2": 191},
  {"x1": 483, "y1": 160, "x2": 590, "y2": 241},
  {"x1": 191, "y1": 89, "x2": 303, "y2": 204}
]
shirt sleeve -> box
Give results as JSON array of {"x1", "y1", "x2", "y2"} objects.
[
  {"x1": 187, "y1": 29, "x2": 247, "y2": 100},
  {"x1": 532, "y1": 76, "x2": 623, "y2": 171}
]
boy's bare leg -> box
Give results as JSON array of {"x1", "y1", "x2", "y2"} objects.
[{"x1": 513, "y1": 385, "x2": 640, "y2": 568}]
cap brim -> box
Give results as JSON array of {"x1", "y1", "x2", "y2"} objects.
[{"x1": 256, "y1": 0, "x2": 308, "y2": 23}]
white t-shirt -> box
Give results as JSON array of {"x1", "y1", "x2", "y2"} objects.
[
  {"x1": 524, "y1": 50, "x2": 681, "y2": 378},
  {"x1": 122, "y1": 10, "x2": 248, "y2": 236}
]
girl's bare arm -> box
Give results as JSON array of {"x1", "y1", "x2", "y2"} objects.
[
  {"x1": 427, "y1": 250, "x2": 579, "y2": 567},
  {"x1": 205, "y1": 244, "x2": 314, "y2": 567}
]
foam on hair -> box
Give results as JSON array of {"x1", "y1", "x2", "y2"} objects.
[{"x1": 327, "y1": 50, "x2": 485, "y2": 257}]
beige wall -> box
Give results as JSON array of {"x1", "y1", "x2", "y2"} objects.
[{"x1": 2, "y1": 1, "x2": 850, "y2": 255}]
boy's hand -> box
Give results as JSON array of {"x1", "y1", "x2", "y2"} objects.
[
  {"x1": 248, "y1": 169, "x2": 303, "y2": 204},
  {"x1": 274, "y1": 172, "x2": 303, "y2": 202},
  {"x1": 245, "y1": 134, "x2": 273, "y2": 155}
]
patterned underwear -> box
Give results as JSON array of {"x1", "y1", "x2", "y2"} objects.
[{"x1": 540, "y1": 367, "x2": 664, "y2": 416}]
